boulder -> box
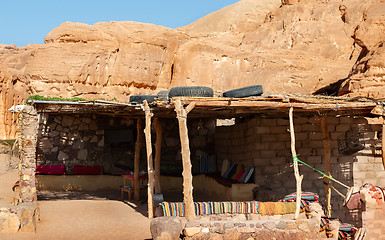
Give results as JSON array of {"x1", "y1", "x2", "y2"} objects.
[{"x1": 150, "y1": 216, "x2": 183, "y2": 240}]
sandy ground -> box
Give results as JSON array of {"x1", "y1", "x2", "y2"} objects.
[{"x1": 0, "y1": 167, "x2": 152, "y2": 240}]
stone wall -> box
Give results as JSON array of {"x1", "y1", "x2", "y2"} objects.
[
  {"x1": 19, "y1": 106, "x2": 39, "y2": 203},
  {"x1": 183, "y1": 218, "x2": 320, "y2": 240},
  {"x1": 36, "y1": 113, "x2": 215, "y2": 175},
  {"x1": 37, "y1": 113, "x2": 135, "y2": 174},
  {"x1": 214, "y1": 115, "x2": 384, "y2": 226}
]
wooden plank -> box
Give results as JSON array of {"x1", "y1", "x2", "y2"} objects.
[
  {"x1": 174, "y1": 100, "x2": 196, "y2": 221},
  {"x1": 143, "y1": 100, "x2": 155, "y2": 219},
  {"x1": 134, "y1": 118, "x2": 143, "y2": 201},
  {"x1": 154, "y1": 117, "x2": 162, "y2": 194},
  {"x1": 289, "y1": 107, "x2": 303, "y2": 219},
  {"x1": 382, "y1": 118, "x2": 385, "y2": 170},
  {"x1": 173, "y1": 99, "x2": 376, "y2": 113},
  {"x1": 321, "y1": 116, "x2": 332, "y2": 218}
]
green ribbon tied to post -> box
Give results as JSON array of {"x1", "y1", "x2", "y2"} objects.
[{"x1": 292, "y1": 155, "x2": 349, "y2": 189}]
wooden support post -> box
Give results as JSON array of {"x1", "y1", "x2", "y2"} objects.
[
  {"x1": 382, "y1": 118, "x2": 385, "y2": 170},
  {"x1": 143, "y1": 100, "x2": 155, "y2": 219},
  {"x1": 289, "y1": 107, "x2": 303, "y2": 219},
  {"x1": 134, "y1": 118, "x2": 143, "y2": 201},
  {"x1": 174, "y1": 99, "x2": 196, "y2": 221},
  {"x1": 154, "y1": 118, "x2": 162, "y2": 194},
  {"x1": 321, "y1": 116, "x2": 332, "y2": 218}
]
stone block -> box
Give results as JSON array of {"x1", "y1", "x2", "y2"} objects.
[
  {"x1": 262, "y1": 221, "x2": 276, "y2": 230},
  {"x1": 302, "y1": 124, "x2": 317, "y2": 132},
  {"x1": 336, "y1": 124, "x2": 350, "y2": 132},
  {"x1": 184, "y1": 227, "x2": 201, "y2": 237},
  {"x1": 62, "y1": 115, "x2": 74, "y2": 127},
  {"x1": 78, "y1": 123, "x2": 89, "y2": 131},
  {"x1": 295, "y1": 132, "x2": 308, "y2": 141},
  {"x1": 339, "y1": 116, "x2": 351, "y2": 124},
  {"x1": 260, "y1": 134, "x2": 276, "y2": 142},
  {"x1": 0, "y1": 212, "x2": 20, "y2": 233},
  {"x1": 276, "y1": 134, "x2": 290, "y2": 141},
  {"x1": 277, "y1": 118, "x2": 289, "y2": 126},
  {"x1": 78, "y1": 149, "x2": 88, "y2": 161},
  {"x1": 260, "y1": 150, "x2": 276, "y2": 158},
  {"x1": 306, "y1": 156, "x2": 322, "y2": 164},
  {"x1": 271, "y1": 157, "x2": 287, "y2": 166},
  {"x1": 270, "y1": 126, "x2": 288, "y2": 134},
  {"x1": 90, "y1": 135, "x2": 98, "y2": 143},
  {"x1": 96, "y1": 130, "x2": 104, "y2": 135},
  {"x1": 98, "y1": 137, "x2": 105, "y2": 147},
  {"x1": 276, "y1": 221, "x2": 287, "y2": 229},
  {"x1": 150, "y1": 216, "x2": 183, "y2": 240},
  {"x1": 308, "y1": 132, "x2": 323, "y2": 140},
  {"x1": 82, "y1": 117, "x2": 92, "y2": 124},
  {"x1": 72, "y1": 140, "x2": 85, "y2": 149},
  {"x1": 57, "y1": 151, "x2": 69, "y2": 161},
  {"x1": 256, "y1": 127, "x2": 270, "y2": 134},
  {"x1": 48, "y1": 123, "x2": 57, "y2": 131}
]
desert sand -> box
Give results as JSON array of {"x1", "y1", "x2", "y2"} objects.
[{"x1": 0, "y1": 168, "x2": 152, "y2": 240}]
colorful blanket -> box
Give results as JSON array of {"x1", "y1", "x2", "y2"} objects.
[
  {"x1": 159, "y1": 201, "x2": 259, "y2": 217},
  {"x1": 257, "y1": 202, "x2": 298, "y2": 215},
  {"x1": 281, "y1": 192, "x2": 357, "y2": 240},
  {"x1": 320, "y1": 216, "x2": 357, "y2": 240}
]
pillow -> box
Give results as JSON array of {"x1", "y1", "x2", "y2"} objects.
[
  {"x1": 231, "y1": 164, "x2": 244, "y2": 180},
  {"x1": 73, "y1": 165, "x2": 101, "y2": 175},
  {"x1": 224, "y1": 164, "x2": 238, "y2": 179},
  {"x1": 220, "y1": 159, "x2": 231, "y2": 177},
  {"x1": 235, "y1": 169, "x2": 245, "y2": 182},
  {"x1": 36, "y1": 165, "x2": 65, "y2": 175},
  {"x1": 239, "y1": 167, "x2": 254, "y2": 183}
]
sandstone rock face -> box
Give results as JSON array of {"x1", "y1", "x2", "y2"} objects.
[
  {"x1": 338, "y1": 1, "x2": 385, "y2": 97},
  {"x1": 1, "y1": 0, "x2": 385, "y2": 139}
]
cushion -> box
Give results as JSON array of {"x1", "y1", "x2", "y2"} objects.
[
  {"x1": 73, "y1": 165, "x2": 101, "y2": 175},
  {"x1": 235, "y1": 169, "x2": 245, "y2": 182},
  {"x1": 231, "y1": 164, "x2": 244, "y2": 180},
  {"x1": 36, "y1": 165, "x2": 65, "y2": 175},
  {"x1": 224, "y1": 164, "x2": 238, "y2": 179},
  {"x1": 239, "y1": 167, "x2": 254, "y2": 183},
  {"x1": 220, "y1": 159, "x2": 230, "y2": 177}
]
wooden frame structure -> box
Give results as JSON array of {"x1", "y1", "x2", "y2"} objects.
[{"x1": 30, "y1": 94, "x2": 382, "y2": 219}]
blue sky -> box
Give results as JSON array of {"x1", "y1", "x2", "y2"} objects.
[{"x1": 1, "y1": 0, "x2": 239, "y2": 47}]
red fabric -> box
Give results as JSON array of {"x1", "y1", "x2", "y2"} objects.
[
  {"x1": 73, "y1": 165, "x2": 101, "y2": 175},
  {"x1": 36, "y1": 165, "x2": 65, "y2": 175},
  {"x1": 235, "y1": 170, "x2": 245, "y2": 182},
  {"x1": 345, "y1": 192, "x2": 362, "y2": 210}
]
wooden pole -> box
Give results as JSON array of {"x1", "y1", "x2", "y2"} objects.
[
  {"x1": 321, "y1": 116, "x2": 332, "y2": 218},
  {"x1": 143, "y1": 100, "x2": 155, "y2": 219},
  {"x1": 154, "y1": 118, "x2": 162, "y2": 194},
  {"x1": 134, "y1": 118, "x2": 143, "y2": 201},
  {"x1": 174, "y1": 99, "x2": 196, "y2": 221},
  {"x1": 289, "y1": 107, "x2": 303, "y2": 219},
  {"x1": 382, "y1": 117, "x2": 385, "y2": 170}
]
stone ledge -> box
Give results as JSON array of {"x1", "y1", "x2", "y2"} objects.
[
  {"x1": 0, "y1": 202, "x2": 39, "y2": 233},
  {"x1": 184, "y1": 219, "x2": 320, "y2": 239}
]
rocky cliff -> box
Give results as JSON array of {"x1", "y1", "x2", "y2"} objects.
[{"x1": 1, "y1": 0, "x2": 385, "y2": 139}]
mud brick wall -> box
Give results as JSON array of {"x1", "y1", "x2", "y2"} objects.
[
  {"x1": 19, "y1": 106, "x2": 39, "y2": 203},
  {"x1": 214, "y1": 115, "x2": 384, "y2": 226}
]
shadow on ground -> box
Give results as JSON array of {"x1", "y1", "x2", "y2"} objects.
[{"x1": 38, "y1": 190, "x2": 149, "y2": 217}]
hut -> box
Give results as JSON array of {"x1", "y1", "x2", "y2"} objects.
[{"x1": 13, "y1": 94, "x2": 385, "y2": 238}]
